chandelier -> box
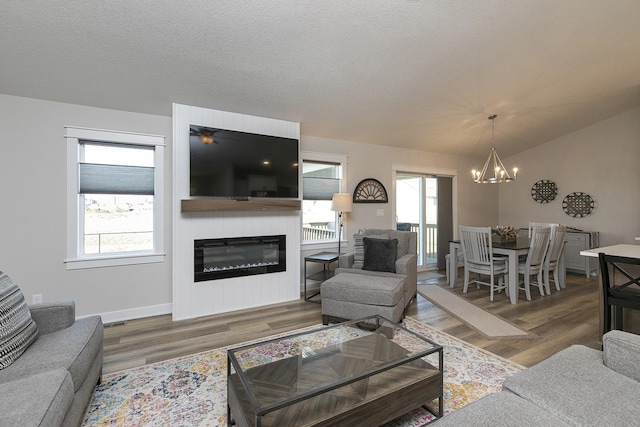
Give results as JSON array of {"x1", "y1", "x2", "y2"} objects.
[{"x1": 471, "y1": 114, "x2": 518, "y2": 183}]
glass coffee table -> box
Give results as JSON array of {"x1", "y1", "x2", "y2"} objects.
[{"x1": 227, "y1": 316, "x2": 443, "y2": 426}]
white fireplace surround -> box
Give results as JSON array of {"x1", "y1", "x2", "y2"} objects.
[{"x1": 172, "y1": 103, "x2": 301, "y2": 321}]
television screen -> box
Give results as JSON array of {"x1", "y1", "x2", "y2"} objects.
[{"x1": 189, "y1": 125, "x2": 299, "y2": 198}]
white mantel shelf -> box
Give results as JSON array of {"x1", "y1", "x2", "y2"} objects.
[{"x1": 181, "y1": 198, "x2": 301, "y2": 212}]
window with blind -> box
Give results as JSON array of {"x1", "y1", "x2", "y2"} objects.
[
  {"x1": 65, "y1": 127, "x2": 165, "y2": 269},
  {"x1": 80, "y1": 143, "x2": 155, "y2": 254},
  {"x1": 302, "y1": 159, "x2": 344, "y2": 243}
]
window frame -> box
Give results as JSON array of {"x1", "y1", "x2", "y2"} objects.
[
  {"x1": 301, "y1": 152, "x2": 348, "y2": 248},
  {"x1": 65, "y1": 126, "x2": 165, "y2": 269}
]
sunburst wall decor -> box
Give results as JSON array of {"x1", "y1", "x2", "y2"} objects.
[{"x1": 353, "y1": 178, "x2": 388, "y2": 203}]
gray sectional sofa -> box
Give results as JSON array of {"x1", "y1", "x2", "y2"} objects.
[
  {"x1": 0, "y1": 301, "x2": 103, "y2": 426},
  {"x1": 433, "y1": 330, "x2": 640, "y2": 426}
]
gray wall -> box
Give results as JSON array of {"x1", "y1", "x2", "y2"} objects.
[
  {"x1": 499, "y1": 107, "x2": 640, "y2": 246},
  {"x1": 0, "y1": 94, "x2": 173, "y2": 318}
]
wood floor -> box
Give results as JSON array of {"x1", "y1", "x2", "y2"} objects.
[{"x1": 103, "y1": 270, "x2": 601, "y2": 375}]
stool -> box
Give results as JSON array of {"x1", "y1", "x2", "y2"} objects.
[{"x1": 320, "y1": 272, "x2": 405, "y2": 324}]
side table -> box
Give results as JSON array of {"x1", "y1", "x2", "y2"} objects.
[{"x1": 304, "y1": 252, "x2": 340, "y2": 303}]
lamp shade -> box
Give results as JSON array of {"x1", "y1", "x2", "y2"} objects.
[{"x1": 331, "y1": 193, "x2": 353, "y2": 212}]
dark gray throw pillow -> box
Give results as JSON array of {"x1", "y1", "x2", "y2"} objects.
[{"x1": 362, "y1": 237, "x2": 398, "y2": 273}]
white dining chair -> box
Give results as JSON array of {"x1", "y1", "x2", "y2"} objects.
[
  {"x1": 543, "y1": 225, "x2": 567, "y2": 294},
  {"x1": 528, "y1": 222, "x2": 558, "y2": 237},
  {"x1": 459, "y1": 226, "x2": 508, "y2": 301},
  {"x1": 518, "y1": 227, "x2": 551, "y2": 300}
]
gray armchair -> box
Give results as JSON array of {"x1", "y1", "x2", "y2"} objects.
[{"x1": 336, "y1": 228, "x2": 418, "y2": 308}]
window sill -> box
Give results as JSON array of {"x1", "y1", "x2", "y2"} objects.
[
  {"x1": 301, "y1": 240, "x2": 346, "y2": 251},
  {"x1": 65, "y1": 253, "x2": 165, "y2": 270}
]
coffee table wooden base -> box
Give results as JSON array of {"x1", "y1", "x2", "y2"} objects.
[
  {"x1": 229, "y1": 362, "x2": 441, "y2": 426},
  {"x1": 227, "y1": 318, "x2": 443, "y2": 427}
]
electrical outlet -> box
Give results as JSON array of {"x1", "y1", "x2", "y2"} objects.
[
  {"x1": 377, "y1": 209, "x2": 385, "y2": 217},
  {"x1": 32, "y1": 294, "x2": 43, "y2": 304}
]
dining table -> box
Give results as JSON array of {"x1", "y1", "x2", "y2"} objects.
[{"x1": 448, "y1": 237, "x2": 566, "y2": 305}]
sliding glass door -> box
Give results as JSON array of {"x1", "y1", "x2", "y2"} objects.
[
  {"x1": 396, "y1": 174, "x2": 453, "y2": 270},
  {"x1": 396, "y1": 174, "x2": 438, "y2": 268}
]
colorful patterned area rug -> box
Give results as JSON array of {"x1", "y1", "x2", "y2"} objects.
[{"x1": 83, "y1": 317, "x2": 524, "y2": 426}]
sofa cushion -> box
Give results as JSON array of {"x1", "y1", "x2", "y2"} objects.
[
  {"x1": 352, "y1": 233, "x2": 388, "y2": 269},
  {"x1": 431, "y1": 391, "x2": 571, "y2": 426},
  {"x1": 0, "y1": 272, "x2": 39, "y2": 369},
  {"x1": 0, "y1": 316, "x2": 103, "y2": 392},
  {"x1": 321, "y1": 273, "x2": 404, "y2": 306},
  {"x1": 0, "y1": 369, "x2": 73, "y2": 427},
  {"x1": 363, "y1": 237, "x2": 398, "y2": 273},
  {"x1": 503, "y1": 344, "x2": 640, "y2": 425}
]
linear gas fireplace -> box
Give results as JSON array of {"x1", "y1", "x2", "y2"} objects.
[{"x1": 194, "y1": 235, "x2": 286, "y2": 282}]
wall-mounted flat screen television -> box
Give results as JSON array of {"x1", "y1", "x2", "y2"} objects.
[{"x1": 189, "y1": 125, "x2": 299, "y2": 198}]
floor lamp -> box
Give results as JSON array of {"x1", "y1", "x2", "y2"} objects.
[{"x1": 331, "y1": 193, "x2": 353, "y2": 254}]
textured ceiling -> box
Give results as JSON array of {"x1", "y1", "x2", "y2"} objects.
[{"x1": 1, "y1": 0, "x2": 639, "y2": 158}]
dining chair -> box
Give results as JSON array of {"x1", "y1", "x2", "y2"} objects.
[
  {"x1": 528, "y1": 222, "x2": 558, "y2": 238},
  {"x1": 598, "y1": 253, "x2": 640, "y2": 336},
  {"x1": 517, "y1": 227, "x2": 551, "y2": 300},
  {"x1": 542, "y1": 225, "x2": 567, "y2": 294},
  {"x1": 459, "y1": 226, "x2": 508, "y2": 301}
]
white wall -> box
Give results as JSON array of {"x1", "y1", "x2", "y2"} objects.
[
  {"x1": 499, "y1": 107, "x2": 640, "y2": 246},
  {"x1": 0, "y1": 94, "x2": 173, "y2": 319},
  {"x1": 172, "y1": 104, "x2": 301, "y2": 320}
]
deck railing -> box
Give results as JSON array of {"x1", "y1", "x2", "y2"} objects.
[
  {"x1": 398, "y1": 222, "x2": 437, "y2": 260},
  {"x1": 304, "y1": 222, "x2": 437, "y2": 260},
  {"x1": 303, "y1": 225, "x2": 335, "y2": 241},
  {"x1": 84, "y1": 231, "x2": 153, "y2": 254}
]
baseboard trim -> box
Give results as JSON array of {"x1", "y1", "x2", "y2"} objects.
[{"x1": 85, "y1": 303, "x2": 173, "y2": 324}]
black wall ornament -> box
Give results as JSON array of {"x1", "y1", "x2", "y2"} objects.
[
  {"x1": 353, "y1": 178, "x2": 389, "y2": 203},
  {"x1": 562, "y1": 192, "x2": 595, "y2": 217},
  {"x1": 531, "y1": 180, "x2": 558, "y2": 203}
]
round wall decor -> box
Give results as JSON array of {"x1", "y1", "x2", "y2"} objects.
[
  {"x1": 562, "y1": 192, "x2": 595, "y2": 217},
  {"x1": 531, "y1": 180, "x2": 558, "y2": 203},
  {"x1": 353, "y1": 178, "x2": 388, "y2": 203}
]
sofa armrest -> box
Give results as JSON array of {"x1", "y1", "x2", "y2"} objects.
[
  {"x1": 603, "y1": 330, "x2": 640, "y2": 382},
  {"x1": 396, "y1": 253, "x2": 417, "y2": 301},
  {"x1": 395, "y1": 253, "x2": 415, "y2": 275},
  {"x1": 28, "y1": 300, "x2": 75, "y2": 335},
  {"x1": 339, "y1": 252, "x2": 354, "y2": 268}
]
